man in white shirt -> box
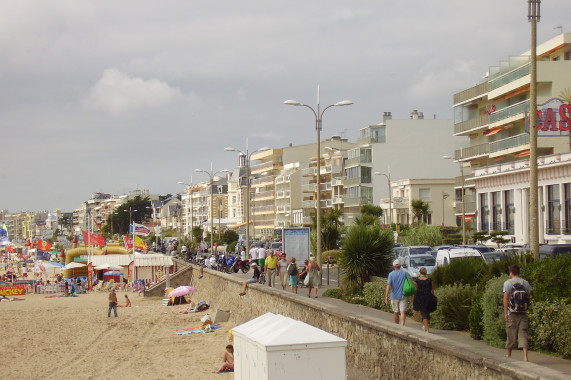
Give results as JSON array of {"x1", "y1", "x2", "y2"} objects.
[
  {"x1": 249, "y1": 245, "x2": 257, "y2": 263},
  {"x1": 257, "y1": 245, "x2": 267, "y2": 267}
]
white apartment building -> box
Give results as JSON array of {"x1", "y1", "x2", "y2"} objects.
[{"x1": 453, "y1": 33, "x2": 571, "y2": 244}]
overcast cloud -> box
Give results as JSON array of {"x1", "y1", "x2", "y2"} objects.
[{"x1": 2, "y1": 0, "x2": 570, "y2": 212}]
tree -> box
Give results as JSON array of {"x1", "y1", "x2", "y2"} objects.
[
  {"x1": 400, "y1": 224, "x2": 443, "y2": 247},
  {"x1": 489, "y1": 231, "x2": 510, "y2": 248},
  {"x1": 355, "y1": 204, "x2": 384, "y2": 226},
  {"x1": 222, "y1": 230, "x2": 239, "y2": 245},
  {"x1": 472, "y1": 230, "x2": 490, "y2": 245},
  {"x1": 191, "y1": 226, "x2": 203, "y2": 244},
  {"x1": 411, "y1": 199, "x2": 430, "y2": 225},
  {"x1": 311, "y1": 209, "x2": 345, "y2": 252},
  {"x1": 105, "y1": 195, "x2": 152, "y2": 235},
  {"x1": 338, "y1": 224, "x2": 394, "y2": 293}
]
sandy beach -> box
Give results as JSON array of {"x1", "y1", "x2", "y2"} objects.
[{"x1": 1, "y1": 290, "x2": 234, "y2": 380}]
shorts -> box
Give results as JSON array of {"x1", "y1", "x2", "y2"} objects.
[
  {"x1": 289, "y1": 275, "x2": 298, "y2": 286},
  {"x1": 506, "y1": 313, "x2": 529, "y2": 349},
  {"x1": 391, "y1": 298, "x2": 408, "y2": 313},
  {"x1": 247, "y1": 278, "x2": 256, "y2": 284}
]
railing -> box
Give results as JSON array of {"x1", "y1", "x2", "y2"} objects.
[
  {"x1": 321, "y1": 199, "x2": 332, "y2": 208},
  {"x1": 455, "y1": 143, "x2": 490, "y2": 160},
  {"x1": 302, "y1": 183, "x2": 316, "y2": 192},
  {"x1": 332, "y1": 177, "x2": 345, "y2": 186},
  {"x1": 344, "y1": 197, "x2": 369, "y2": 207},
  {"x1": 343, "y1": 177, "x2": 363, "y2": 187},
  {"x1": 489, "y1": 133, "x2": 530, "y2": 153},
  {"x1": 320, "y1": 183, "x2": 332, "y2": 191},
  {"x1": 489, "y1": 100, "x2": 529, "y2": 124},
  {"x1": 547, "y1": 219, "x2": 561, "y2": 235},
  {"x1": 251, "y1": 161, "x2": 281, "y2": 173},
  {"x1": 301, "y1": 167, "x2": 316, "y2": 176},
  {"x1": 332, "y1": 196, "x2": 344, "y2": 204},
  {"x1": 252, "y1": 205, "x2": 275, "y2": 214},
  {"x1": 253, "y1": 190, "x2": 274, "y2": 200},
  {"x1": 453, "y1": 81, "x2": 489, "y2": 105},
  {"x1": 488, "y1": 62, "x2": 530, "y2": 91},
  {"x1": 251, "y1": 176, "x2": 274, "y2": 187},
  {"x1": 302, "y1": 200, "x2": 316, "y2": 208},
  {"x1": 454, "y1": 114, "x2": 490, "y2": 134}
]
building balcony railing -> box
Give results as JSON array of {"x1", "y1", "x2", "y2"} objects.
[
  {"x1": 346, "y1": 156, "x2": 372, "y2": 167},
  {"x1": 332, "y1": 196, "x2": 344, "y2": 205},
  {"x1": 275, "y1": 191, "x2": 290, "y2": 199},
  {"x1": 488, "y1": 62, "x2": 530, "y2": 91},
  {"x1": 344, "y1": 196, "x2": 369, "y2": 208},
  {"x1": 453, "y1": 201, "x2": 477, "y2": 214},
  {"x1": 320, "y1": 183, "x2": 332, "y2": 191},
  {"x1": 343, "y1": 177, "x2": 364, "y2": 187},
  {"x1": 251, "y1": 175, "x2": 274, "y2": 187},
  {"x1": 454, "y1": 114, "x2": 490, "y2": 135},
  {"x1": 453, "y1": 81, "x2": 489, "y2": 105},
  {"x1": 455, "y1": 143, "x2": 490, "y2": 160},
  {"x1": 301, "y1": 167, "x2": 316, "y2": 176},
  {"x1": 251, "y1": 161, "x2": 282, "y2": 174},
  {"x1": 276, "y1": 205, "x2": 290, "y2": 213},
  {"x1": 302, "y1": 183, "x2": 316, "y2": 193},
  {"x1": 302, "y1": 200, "x2": 316, "y2": 208},
  {"x1": 253, "y1": 190, "x2": 274, "y2": 201},
  {"x1": 332, "y1": 177, "x2": 345, "y2": 186},
  {"x1": 489, "y1": 133, "x2": 530, "y2": 154},
  {"x1": 489, "y1": 100, "x2": 529, "y2": 124},
  {"x1": 252, "y1": 205, "x2": 275, "y2": 214}
]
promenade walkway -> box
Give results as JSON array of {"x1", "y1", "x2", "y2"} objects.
[{"x1": 231, "y1": 265, "x2": 571, "y2": 378}]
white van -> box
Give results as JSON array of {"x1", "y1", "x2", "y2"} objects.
[{"x1": 435, "y1": 248, "x2": 481, "y2": 267}]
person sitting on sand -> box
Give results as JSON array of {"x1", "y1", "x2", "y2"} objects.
[
  {"x1": 118, "y1": 294, "x2": 131, "y2": 308},
  {"x1": 239, "y1": 262, "x2": 260, "y2": 296},
  {"x1": 213, "y1": 345, "x2": 234, "y2": 373},
  {"x1": 0, "y1": 295, "x2": 25, "y2": 302}
]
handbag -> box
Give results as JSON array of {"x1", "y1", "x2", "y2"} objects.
[
  {"x1": 303, "y1": 275, "x2": 310, "y2": 286},
  {"x1": 403, "y1": 277, "x2": 416, "y2": 297},
  {"x1": 428, "y1": 294, "x2": 438, "y2": 313}
]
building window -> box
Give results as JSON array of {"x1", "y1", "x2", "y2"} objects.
[
  {"x1": 480, "y1": 193, "x2": 489, "y2": 231},
  {"x1": 548, "y1": 184, "x2": 561, "y2": 234},
  {"x1": 361, "y1": 167, "x2": 372, "y2": 184},
  {"x1": 492, "y1": 191, "x2": 502, "y2": 231},
  {"x1": 505, "y1": 190, "x2": 515, "y2": 235},
  {"x1": 565, "y1": 184, "x2": 571, "y2": 234},
  {"x1": 419, "y1": 189, "x2": 430, "y2": 201}
]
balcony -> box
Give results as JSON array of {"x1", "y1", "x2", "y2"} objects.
[
  {"x1": 332, "y1": 177, "x2": 345, "y2": 187},
  {"x1": 253, "y1": 190, "x2": 274, "y2": 201},
  {"x1": 454, "y1": 114, "x2": 490, "y2": 135},
  {"x1": 489, "y1": 100, "x2": 529, "y2": 125},
  {"x1": 252, "y1": 205, "x2": 275, "y2": 215},
  {"x1": 251, "y1": 176, "x2": 274, "y2": 187},
  {"x1": 346, "y1": 156, "x2": 372, "y2": 167},
  {"x1": 489, "y1": 133, "x2": 530, "y2": 154},
  {"x1": 320, "y1": 183, "x2": 332, "y2": 191},
  {"x1": 302, "y1": 167, "x2": 317, "y2": 177},
  {"x1": 332, "y1": 196, "x2": 344, "y2": 205},
  {"x1": 453, "y1": 81, "x2": 489, "y2": 105},
  {"x1": 302, "y1": 183, "x2": 316, "y2": 193},
  {"x1": 455, "y1": 143, "x2": 490, "y2": 161},
  {"x1": 275, "y1": 191, "x2": 290, "y2": 199},
  {"x1": 488, "y1": 62, "x2": 530, "y2": 91},
  {"x1": 302, "y1": 200, "x2": 316, "y2": 208},
  {"x1": 344, "y1": 196, "x2": 369, "y2": 208},
  {"x1": 344, "y1": 177, "x2": 363, "y2": 187},
  {"x1": 251, "y1": 161, "x2": 282, "y2": 174}
]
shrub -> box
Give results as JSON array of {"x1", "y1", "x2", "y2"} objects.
[
  {"x1": 468, "y1": 294, "x2": 484, "y2": 340},
  {"x1": 521, "y1": 254, "x2": 571, "y2": 302},
  {"x1": 399, "y1": 224, "x2": 443, "y2": 246},
  {"x1": 322, "y1": 288, "x2": 343, "y2": 299},
  {"x1": 481, "y1": 274, "x2": 509, "y2": 348},
  {"x1": 431, "y1": 257, "x2": 489, "y2": 288},
  {"x1": 431, "y1": 283, "x2": 477, "y2": 331},
  {"x1": 363, "y1": 280, "x2": 413, "y2": 315},
  {"x1": 529, "y1": 299, "x2": 571, "y2": 359}
]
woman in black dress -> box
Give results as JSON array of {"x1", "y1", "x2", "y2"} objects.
[{"x1": 413, "y1": 267, "x2": 435, "y2": 332}]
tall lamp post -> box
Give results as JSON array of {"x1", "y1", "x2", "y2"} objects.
[
  {"x1": 195, "y1": 164, "x2": 229, "y2": 252},
  {"x1": 443, "y1": 156, "x2": 466, "y2": 244},
  {"x1": 225, "y1": 142, "x2": 270, "y2": 250},
  {"x1": 177, "y1": 178, "x2": 195, "y2": 241},
  {"x1": 528, "y1": 0, "x2": 540, "y2": 259},
  {"x1": 375, "y1": 168, "x2": 392, "y2": 226},
  {"x1": 285, "y1": 86, "x2": 353, "y2": 276}
]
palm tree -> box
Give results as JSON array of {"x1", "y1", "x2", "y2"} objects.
[
  {"x1": 338, "y1": 224, "x2": 394, "y2": 293},
  {"x1": 411, "y1": 199, "x2": 430, "y2": 225},
  {"x1": 355, "y1": 204, "x2": 384, "y2": 226}
]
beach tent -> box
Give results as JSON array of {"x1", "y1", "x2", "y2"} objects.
[{"x1": 232, "y1": 313, "x2": 347, "y2": 380}]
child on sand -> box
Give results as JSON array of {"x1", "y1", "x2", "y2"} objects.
[{"x1": 213, "y1": 345, "x2": 234, "y2": 373}]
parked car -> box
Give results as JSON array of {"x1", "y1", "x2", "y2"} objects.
[
  {"x1": 392, "y1": 246, "x2": 405, "y2": 259},
  {"x1": 538, "y1": 244, "x2": 571, "y2": 259},
  {"x1": 399, "y1": 246, "x2": 433, "y2": 259},
  {"x1": 435, "y1": 247, "x2": 481, "y2": 267},
  {"x1": 401, "y1": 254, "x2": 436, "y2": 277},
  {"x1": 456, "y1": 245, "x2": 494, "y2": 253},
  {"x1": 481, "y1": 251, "x2": 506, "y2": 264}
]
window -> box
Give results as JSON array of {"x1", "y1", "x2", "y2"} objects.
[
  {"x1": 480, "y1": 193, "x2": 489, "y2": 231},
  {"x1": 565, "y1": 184, "x2": 571, "y2": 234},
  {"x1": 547, "y1": 184, "x2": 561, "y2": 234},
  {"x1": 492, "y1": 191, "x2": 502, "y2": 231},
  {"x1": 505, "y1": 190, "x2": 515, "y2": 234},
  {"x1": 419, "y1": 189, "x2": 430, "y2": 201}
]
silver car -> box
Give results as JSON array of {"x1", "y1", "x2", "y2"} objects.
[{"x1": 401, "y1": 254, "x2": 436, "y2": 278}]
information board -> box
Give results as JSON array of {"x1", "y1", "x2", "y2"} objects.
[{"x1": 282, "y1": 228, "x2": 311, "y2": 264}]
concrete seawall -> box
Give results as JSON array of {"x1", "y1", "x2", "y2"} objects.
[{"x1": 150, "y1": 265, "x2": 567, "y2": 380}]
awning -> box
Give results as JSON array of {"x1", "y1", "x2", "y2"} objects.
[
  {"x1": 229, "y1": 221, "x2": 252, "y2": 229},
  {"x1": 484, "y1": 126, "x2": 503, "y2": 136},
  {"x1": 89, "y1": 254, "x2": 173, "y2": 267},
  {"x1": 514, "y1": 149, "x2": 530, "y2": 158}
]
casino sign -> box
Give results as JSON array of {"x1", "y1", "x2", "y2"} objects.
[{"x1": 528, "y1": 97, "x2": 571, "y2": 136}]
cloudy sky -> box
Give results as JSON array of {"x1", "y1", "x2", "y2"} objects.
[{"x1": 2, "y1": 1, "x2": 570, "y2": 212}]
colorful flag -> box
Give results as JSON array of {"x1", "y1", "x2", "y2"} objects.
[
  {"x1": 81, "y1": 231, "x2": 106, "y2": 247},
  {"x1": 93, "y1": 218, "x2": 102, "y2": 232},
  {"x1": 130, "y1": 222, "x2": 151, "y2": 237},
  {"x1": 123, "y1": 235, "x2": 133, "y2": 250},
  {"x1": 36, "y1": 240, "x2": 52, "y2": 252},
  {"x1": 135, "y1": 235, "x2": 147, "y2": 251}
]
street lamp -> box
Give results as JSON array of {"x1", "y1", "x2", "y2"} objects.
[
  {"x1": 285, "y1": 86, "x2": 353, "y2": 275},
  {"x1": 225, "y1": 142, "x2": 270, "y2": 250},
  {"x1": 178, "y1": 178, "x2": 195, "y2": 241},
  {"x1": 195, "y1": 164, "x2": 230, "y2": 253},
  {"x1": 375, "y1": 169, "x2": 392, "y2": 226},
  {"x1": 443, "y1": 156, "x2": 466, "y2": 244}
]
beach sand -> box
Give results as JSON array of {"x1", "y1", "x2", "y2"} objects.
[{"x1": 1, "y1": 291, "x2": 233, "y2": 380}]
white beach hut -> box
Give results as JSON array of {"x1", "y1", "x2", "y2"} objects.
[{"x1": 232, "y1": 313, "x2": 347, "y2": 380}]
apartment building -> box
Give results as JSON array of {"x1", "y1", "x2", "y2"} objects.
[
  {"x1": 453, "y1": 33, "x2": 571, "y2": 244},
  {"x1": 344, "y1": 112, "x2": 466, "y2": 225}
]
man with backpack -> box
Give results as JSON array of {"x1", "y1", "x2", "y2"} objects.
[{"x1": 503, "y1": 264, "x2": 532, "y2": 362}]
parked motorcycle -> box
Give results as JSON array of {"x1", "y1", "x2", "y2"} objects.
[{"x1": 229, "y1": 258, "x2": 250, "y2": 274}]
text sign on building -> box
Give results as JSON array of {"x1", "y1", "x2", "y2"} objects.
[{"x1": 527, "y1": 98, "x2": 571, "y2": 136}]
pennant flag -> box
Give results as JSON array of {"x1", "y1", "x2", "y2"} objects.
[
  {"x1": 135, "y1": 235, "x2": 147, "y2": 251},
  {"x1": 82, "y1": 231, "x2": 106, "y2": 247},
  {"x1": 123, "y1": 235, "x2": 134, "y2": 250},
  {"x1": 36, "y1": 240, "x2": 53, "y2": 252},
  {"x1": 93, "y1": 218, "x2": 102, "y2": 232},
  {"x1": 130, "y1": 222, "x2": 151, "y2": 237},
  {"x1": 0, "y1": 224, "x2": 9, "y2": 246}
]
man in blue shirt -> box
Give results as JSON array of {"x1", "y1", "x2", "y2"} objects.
[{"x1": 385, "y1": 259, "x2": 409, "y2": 325}]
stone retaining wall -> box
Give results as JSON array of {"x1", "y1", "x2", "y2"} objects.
[{"x1": 151, "y1": 266, "x2": 565, "y2": 380}]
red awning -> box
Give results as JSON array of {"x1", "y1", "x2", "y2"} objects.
[
  {"x1": 484, "y1": 126, "x2": 503, "y2": 136},
  {"x1": 514, "y1": 149, "x2": 530, "y2": 158}
]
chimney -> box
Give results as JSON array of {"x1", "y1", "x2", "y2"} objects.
[
  {"x1": 382, "y1": 111, "x2": 392, "y2": 123},
  {"x1": 418, "y1": 112, "x2": 424, "y2": 119},
  {"x1": 410, "y1": 110, "x2": 419, "y2": 120}
]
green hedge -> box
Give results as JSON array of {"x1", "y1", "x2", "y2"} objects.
[
  {"x1": 363, "y1": 280, "x2": 413, "y2": 315},
  {"x1": 529, "y1": 299, "x2": 571, "y2": 359},
  {"x1": 431, "y1": 283, "x2": 477, "y2": 330},
  {"x1": 481, "y1": 274, "x2": 509, "y2": 348},
  {"x1": 521, "y1": 254, "x2": 571, "y2": 302}
]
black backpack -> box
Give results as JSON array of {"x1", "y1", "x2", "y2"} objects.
[
  {"x1": 508, "y1": 279, "x2": 529, "y2": 314},
  {"x1": 287, "y1": 263, "x2": 298, "y2": 276}
]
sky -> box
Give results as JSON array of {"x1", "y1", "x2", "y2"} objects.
[{"x1": 2, "y1": 0, "x2": 570, "y2": 212}]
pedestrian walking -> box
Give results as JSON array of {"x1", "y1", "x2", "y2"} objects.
[
  {"x1": 413, "y1": 267, "x2": 435, "y2": 332},
  {"x1": 279, "y1": 253, "x2": 289, "y2": 290},
  {"x1": 385, "y1": 259, "x2": 409, "y2": 325},
  {"x1": 287, "y1": 257, "x2": 299, "y2": 294},
  {"x1": 503, "y1": 264, "x2": 532, "y2": 362},
  {"x1": 264, "y1": 250, "x2": 279, "y2": 287},
  {"x1": 108, "y1": 289, "x2": 118, "y2": 318},
  {"x1": 306, "y1": 257, "x2": 320, "y2": 298}
]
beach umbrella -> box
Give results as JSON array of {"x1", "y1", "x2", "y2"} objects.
[
  {"x1": 168, "y1": 286, "x2": 197, "y2": 298},
  {"x1": 108, "y1": 265, "x2": 123, "y2": 270},
  {"x1": 94, "y1": 264, "x2": 111, "y2": 270},
  {"x1": 65, "y1": 262, "x2": 86, "y2": 269}
]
